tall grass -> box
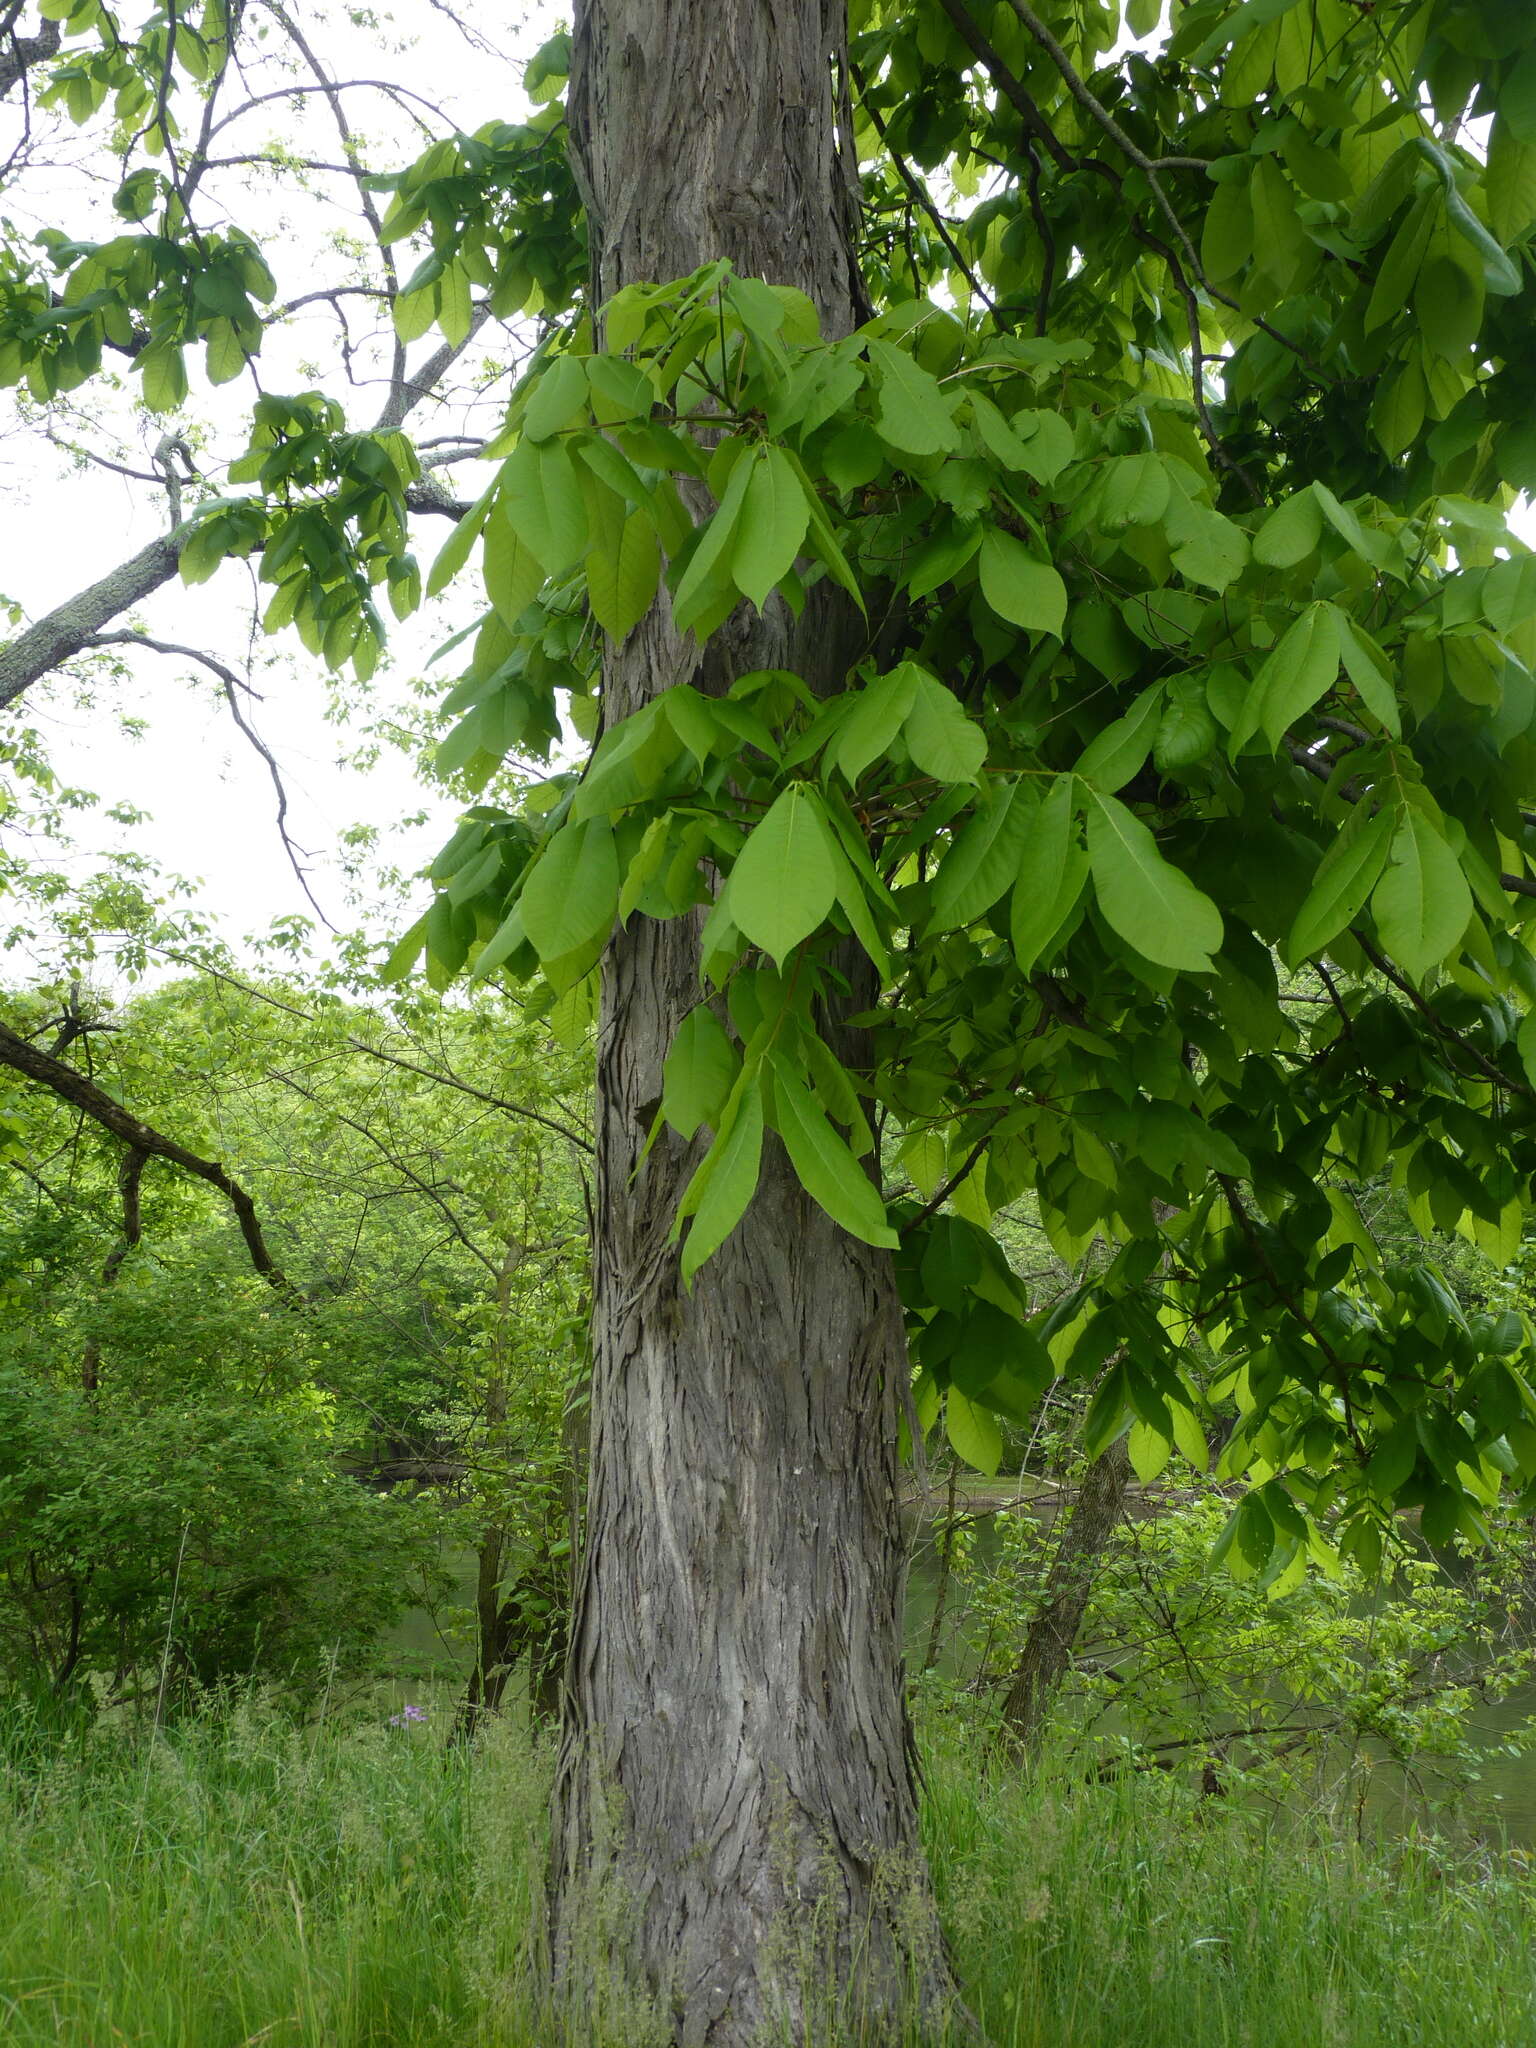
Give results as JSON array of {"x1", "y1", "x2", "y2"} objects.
[{"x1": 2, "y1": 1694, "x2": 1534, "y2": 2046}]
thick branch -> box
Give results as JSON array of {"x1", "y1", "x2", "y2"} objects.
[
  {"x1": 0, "y1": 1019, "x2": 290, "y2": 1288},
  {"x1": 0, "y1": 11, "x2": 58, "y2": 99},
  {"x1": 0, "y1": 529, "x2": 185, "y2": 712}
]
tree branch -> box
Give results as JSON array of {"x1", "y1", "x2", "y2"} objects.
[
  {"x1": 83, "y1": 631, "x2": 334, "y2": 928},
  {"x1": 0, "y1": 529, "x2": 186, "y2": 713},
  {"x1": 0, "y1": 1019, "x2": 290, "y2": 1288}
]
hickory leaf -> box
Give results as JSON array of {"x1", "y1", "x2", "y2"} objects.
[
  {"x1": 1086, "y1": 791, "x2": 1222, "y2": 972},
  {"x1": 731, "y1": 784, "x2": 840, "y2": 962},
  {"x1": 1371, "y1": 809, "x2": 1473, "y2": 981},
  {"x1": 770, "y1": 1054, "x2": 897, "y2": 1249}
]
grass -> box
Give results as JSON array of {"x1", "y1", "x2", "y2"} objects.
[{"x1": 2, "y1": 1694, "x2": 1535, "y2": 2046}]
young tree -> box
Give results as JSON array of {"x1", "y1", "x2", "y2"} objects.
[{"x1": 12, "y1": 1, "x2": 1536, "y2": 2042}]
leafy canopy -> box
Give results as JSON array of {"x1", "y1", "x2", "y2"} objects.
[{"x1": 14, "y1": 0, "x2": 1536, "y2": 1579}]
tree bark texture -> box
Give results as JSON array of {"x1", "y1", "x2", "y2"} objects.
[
  {"x1": 998, "y1": 1438, "x2": 1132, "y2": 1757},
  {"x1": 552, "y1": 4, "x2": 955, "y2": 2043}
]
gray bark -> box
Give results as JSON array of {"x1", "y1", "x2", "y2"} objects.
[
  {"x1": 0, "y1": 531, "x2": 186, "y2": 714},
  {"x1": 998, "y1": 1438, "x2": 1132, "y2": 1757},
  {"x1": 0, "y1": 13, "x2": 59, "y2": 100},
  {"x1": 551, "y1": 3, "x2": 957, "y2": 2043}
]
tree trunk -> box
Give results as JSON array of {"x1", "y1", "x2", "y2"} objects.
[
  {"x1": 998, "y1": 1438, "x2": 1132, "y2": 1758},
  {"x1": 551, "y1": 4, "x2": 958, "y2": 2042}
]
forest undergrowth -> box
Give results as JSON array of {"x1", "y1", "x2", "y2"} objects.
[{"x1": 2, "y1": 1693, "x2": 1534, "y2": 2048}]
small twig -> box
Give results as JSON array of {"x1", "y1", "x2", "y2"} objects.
[
  {"x1": 853, "y1": 64, "x2": 1004, "y2": 325},
  {"x1": 83, "y1": 633, "x2": 333, "y2": 929}
]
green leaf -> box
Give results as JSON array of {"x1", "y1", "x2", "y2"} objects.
[
  {"x1": 518, "y1": 817, "x2": 620, "y2": 963},
  {"x1": 522, "y1": 355, "x2": 590, "y2": 442},
  {"x1": 929, "y1": 781, "x2": 1033, "y2": 929},
  {"x1": 730, "y1": 784, "x2": 840, "y2": 962},
  {"x1": 732, "y1": 446, "x2": 810, "y2": 610},
  {"x1": 586, "y1": 352, "x2": 656, "y2": 424},
  {"x1": 671, "y1": 447, "x2": 756, "y2": 633},
  {"x1": 1502, "y1": 49, "x2": 1536, "y2": 146},
  {"x1": 1365, "y1": 190, "x2": 1435, "y2": 332},
  {"x1": 428, "y1": 477, "x2": 496, "y2": 598},
  {"x1": 140, "y1": 344, "x2": 187, "y2": 414},
  {"x1": 978, "y1": 530, "x2": 1067, "y2": 637},
  {"x1": 381, "y1": 912, "x2": 428, "y2": 983},
  {"x1": 833, "y1": 665, "x2": 920, "y2": 784},
  {"x1": 1168, "y1": 502, "x2": 1249, "y2": 594},
  {"x1": 1417, "y1": 252, "x2": 1481, "y2": 361},
  {"x1": 1081, "y1": 1363, "x2": 1130, "y2": 1462},
  {"x1": 204, "y1": 318, "x2": 249, "y2": 386},
  {"x1": 483, "y1": 511, "x2": 544, "y2": 627},
  {"x1": 780, "y1": 447, "x2": 867, "y2": 616},
  {"x1": 1335, "y1": 614, "x2": 1400, "y2": 735},
  {"x1": 1074, "y1": 686, "x2": 1162, "y2": 792},
  {"x1": 1010, "y1": 410, "x2": 1075, "y2": 486},
  {"x1": 1370, "y1": 358, "x2": 1426, "y2": 459},
  {"x1": 1202, "y1": 170, "x2": 1254, "y2": 283},
  {"x1": 1128, "y1": 1419, "x2": 1172, "y2": 1485},
  {"x1": 823, "y1": 423, "x2": 884, "y2": 492},
  {"x1": 1153, "y1": 676, "x2": 1217, "y2": 773},
  {"x1": 1099, "y1": 453, "x2": 1171, "y2": 531},
  {"x1": 866, "y1": 338, "x2": 960, "y2": 456},
  {"x1": 1517, "y1": 1006, "x2": 1536, "y2": 1090},
  {"x1": 1488, "y1": 117, "x2": 1536, "y2": 246},
  {"x1": 501, "y1": 437, "x2": 588, "y2": 576},
  {"x1": 663, "y1": 1005, "x2": 740, "y2": 1138},
  {"x1": 1253, "y1": 487, "x2": 1322, "y2": 569},
  {"x1": 680, "y1": 1076, "x2": 765, "y2": 1284},
  {"x1": 1086, "y1": 791, "x2": 1222, "y2": 972},
  {"x1": 969, "y1": 390, "x2": 1037, "y2": 472},
  {"x1": 1371, "y1": 809, "x2": 1473, "y2": 981},
  {"x1": 770, "y1": 1054, "x2": 897, "y2": 1248},
  {"x1": 587, "y1": 508, "x2": 661, "y2": 641},
  {"x1": 945, "y1": 1389, "x2": 1003, "y2": 1476},
  {"x1": 902, "y1": 669, "x2": 987, "y2": 783},
  {"x1": 1010, "y1": 776, "x2": 1086, "y2": 972},
  {"x1": 1229, "y1": 601, "x2": 1342, "y2": 754},
  {"x1": 1285, "y1": 803, "x2": 1394, "y2": 962}
]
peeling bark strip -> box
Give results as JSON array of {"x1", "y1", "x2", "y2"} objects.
[
  {"x1": 552, "y1": 3, "x2": 958, "y2": 2043},
  {"x1": 0, "y1": 1020, "x2": 289, "y2": 1288}
]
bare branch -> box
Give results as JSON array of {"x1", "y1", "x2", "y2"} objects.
[{"x1": 82, "y1": 631, "x2": 335, "y2": 929}]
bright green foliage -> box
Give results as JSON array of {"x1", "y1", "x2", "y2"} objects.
[
  {"x1": 0, "y1": 971, "x2": 590, "y2": 1705},
  {"x1": 370, "y1": 2, "x2": 1536, "y2": 1572},
  {"x1": 18, "y1": 0, "x2": 1536, "y2": 1574}
]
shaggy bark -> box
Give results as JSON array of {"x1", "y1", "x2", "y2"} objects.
[
  {"x1": 998, "y1": 1438, "x2": 1132, "y2": 1756},
  {"x1": 551, "y1": 3, "x2": 957, "y2": 2042}
]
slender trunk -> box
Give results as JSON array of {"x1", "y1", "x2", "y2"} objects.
[
  {"x1": 552, "y1": 4, "x2": 958, "y2": 2042},
  {"x1": 922, "y1": 1464, "x2": 962, "y2": 1675},
  {"x1": 997, "y1": 1439, "x2": 1132, "y2": 1758}
]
